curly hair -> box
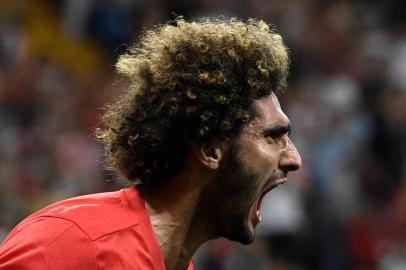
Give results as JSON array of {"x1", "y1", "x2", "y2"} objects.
[{"x1": 97, "y1": 18, "x2": 289, "y2": 184}]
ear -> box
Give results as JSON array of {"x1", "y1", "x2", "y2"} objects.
[{"x1": 195, "y1": 141, "x2": 225, "y2": 170}]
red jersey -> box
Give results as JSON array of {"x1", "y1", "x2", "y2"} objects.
[{"x1": 0, "y1": 187, "x2": 194, "y2": 270}]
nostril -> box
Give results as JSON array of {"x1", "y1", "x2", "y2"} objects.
[
  {"x1": 281, "y1": 163, "x2": 300, "y2": 173},
  {"x1": 279, "y1": 154, "x2": 302, "y2": 172}
]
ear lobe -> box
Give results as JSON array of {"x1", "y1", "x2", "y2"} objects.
[{"x1": 197, "y1": 143, "x2": 224, "y2": 170}]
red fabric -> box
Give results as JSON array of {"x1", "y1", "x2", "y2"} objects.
[{"x1": 0, "y1": 187, "x2": 194, "y2": 270}]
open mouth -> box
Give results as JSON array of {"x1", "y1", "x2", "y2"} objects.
[{"x1": 254, "y1": 178, "x2": 287, "y2": 223}]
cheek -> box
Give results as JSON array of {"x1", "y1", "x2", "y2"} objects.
[{"x1": 239, "y1": 141, "x2": 279, "y2": 174}]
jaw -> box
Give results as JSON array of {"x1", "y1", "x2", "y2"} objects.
[
  {"x1": 224, "y1": 213, "x2": 256, "y2": 245},
  {"x1": 199, "y1": 147, "x2": 283, "y2": 245}
]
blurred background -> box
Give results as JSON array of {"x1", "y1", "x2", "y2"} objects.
[{"x1": 0, "y1": 0, "x2": 405, "y2": 269}]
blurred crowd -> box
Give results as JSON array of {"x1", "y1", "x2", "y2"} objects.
[{"x1": 0, "y1": 0, "x2": 405, "y2": 269}]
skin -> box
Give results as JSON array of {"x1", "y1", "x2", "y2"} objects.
[{"x1": 141, "y1": 92, "x2": 302, "y2": 270}]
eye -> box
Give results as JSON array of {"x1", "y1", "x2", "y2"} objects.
[
  {"x1": 264, "y1": 131, "x2": 290, "y2": 147},
  {"x1": 265, "y1": 133, "x2": 285, "y2": 142},
  {"x1": 263, "y1": 125, "x2": 291, "y2": 145}
]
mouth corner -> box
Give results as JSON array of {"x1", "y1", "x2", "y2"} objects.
[{"x1": 275, "y1": 177, "x2": 288, "y2": 186}]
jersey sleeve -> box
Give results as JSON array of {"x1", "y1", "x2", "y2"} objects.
[{"x1": 0, "y1": 217, "x2": 97, "y2": 270}]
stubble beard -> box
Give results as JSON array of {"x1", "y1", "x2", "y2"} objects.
[{"x1": 199, "y1": 145, "x2": 262, "y2": 245}]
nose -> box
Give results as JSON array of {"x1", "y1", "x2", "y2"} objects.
[{"x1": 279, "y1": 139, "x2": 302, "y2": 173}]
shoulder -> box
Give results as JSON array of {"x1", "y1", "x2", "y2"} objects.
[
  {"x1": 0, "y1": 217, "x2": 97, "y2": 269},
  {"x1": 0, "y1": 187, "x2": 165, "y2": 269},
  {"x1": 25, "y1": 188, "x2": 142, "y2": 240}
]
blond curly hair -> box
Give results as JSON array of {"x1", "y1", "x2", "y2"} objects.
[{"x1": 98, "y1": 18, "x2": 289, "y2": 184}]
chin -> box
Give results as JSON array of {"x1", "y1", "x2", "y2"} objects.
[
  {"x1": 227, "y1": 230, "x2": 255, "y2": 245},
  {"x1": 224, "y1": 219, "x2": 256, "y2": 245},
  {"x1": 237, "y1": 234, "x2": 255, "y2": 245}
]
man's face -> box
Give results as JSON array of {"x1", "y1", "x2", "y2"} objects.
[{"x1": 205, "y1": 92, "x2": 302, "y2": 244}]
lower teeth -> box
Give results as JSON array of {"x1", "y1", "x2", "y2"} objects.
[{"x1": 256, "y1": 209, "x2": 262, "y2": 222}]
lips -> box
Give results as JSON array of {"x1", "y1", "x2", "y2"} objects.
[{"x1": 254, "y1": 178, "x2": 287, "y2": 223}]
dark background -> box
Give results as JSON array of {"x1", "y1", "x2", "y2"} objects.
[{"x1": 0, "y1": 1, "x2": 405, "y2": 269}]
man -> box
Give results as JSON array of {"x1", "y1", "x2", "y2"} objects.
[{"x1": 0, "y1": 18, "x2": 301, "y2": 270}]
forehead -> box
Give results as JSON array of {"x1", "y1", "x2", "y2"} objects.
[{"x1": 249, "y1": 93, "x2": 290, "y2": 128}]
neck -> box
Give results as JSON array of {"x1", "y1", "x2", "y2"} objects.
[{"x1": 140, "y1": 173, "x2": 214, "y2": 270}]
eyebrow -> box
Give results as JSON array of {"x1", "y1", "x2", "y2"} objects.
[{"x1": 263, "y1": 124, "x2": 291, "y2": 137}]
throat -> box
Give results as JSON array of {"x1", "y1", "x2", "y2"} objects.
[
  {"x1": 139, "y1": 166, "x2": 217, "y2": 270},
  {"x1": 143, "y1": 188, "x2": 210, "y2": 270},
  {"x1": 149, "y1": 215, "x2": 207, "y2": 270}
]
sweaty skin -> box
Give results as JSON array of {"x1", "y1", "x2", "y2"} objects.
[
  {"x1": 235, "y1": 93, "x2": 301, "y2": 236},
  {"x1": 142, "y1": 92, "x2": 302, "y2": 270}
]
